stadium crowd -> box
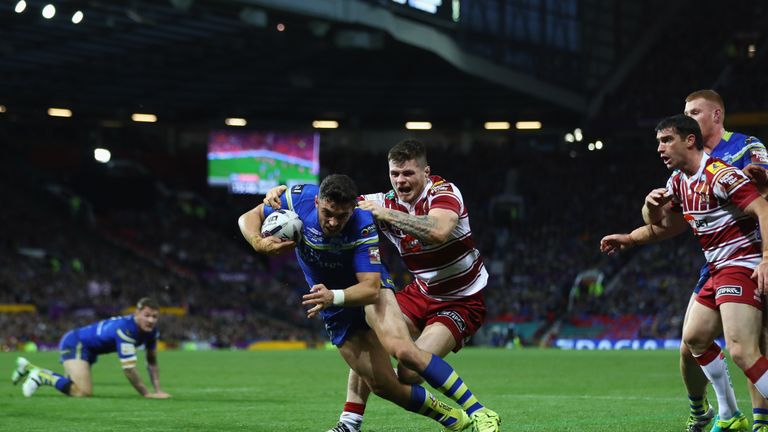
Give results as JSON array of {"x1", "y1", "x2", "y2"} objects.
[{"x1": 0, "y1": 130, "x2": 715, "y2": 350}]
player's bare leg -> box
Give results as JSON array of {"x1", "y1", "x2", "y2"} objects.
[
  {"x1": 680, "y1": 293, "x2": 716, "y2": 431},
  {"x1": 365, "y1": 290, "x2": 499, "y2": 432},
  {"x1": 21, "y1": 359, "x2": 86, "y2": 397},
  {"x1": 684, "y1": 302, "x2": 744, "y2": 428},
  {"x1": 62, "y1": 359, "x2": 93, "y2": 397},
  {"x1": 333, "y1": 309, "x2": 451, "y2": 430},
  {"x1": 397, "y1": 322, "x2": 456, "y2": 385},
  {"x1": 716, "y1": 302, "x2": 768, "y2": 432},
  {"x1": 336, "y1": 331, "x2": 470, "y2": 432},
  {"x1": 747, "y1": 304, "x2": 768, "y2": 432}
]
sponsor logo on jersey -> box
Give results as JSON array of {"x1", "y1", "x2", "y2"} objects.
[
  {"x1": 291, "y1": 185, "x2": 304, "y2": 194},
  {"x1": 706, "y1": 161, "x2": 727, "y2": 174},
  {"x1": 750, "y1": 147, "x2": 768, "y2": 164},
  {"x1": 716, "y1": 285, "x2": 742, "y2": 298},
  {"x1": 400, "y1": 234, "x2": 422, "y2": 253},
  {"x1": 361, "y1": 223, "x2": 376, "y2": 237},
  {"x1": 683, "y1": 214, "x2": 706, "y2": 232},
  {"x1": 437, "y1": 310, "x2": 467, "y2": 332},
  {"x1": 368, "y1": 247, "x2": 381, "y2": 264},
  {"x1": 718, "y1": 171, "x2": 745, "y2": 192}
]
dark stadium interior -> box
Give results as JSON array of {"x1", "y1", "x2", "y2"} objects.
[{"x1": 2, "y1": 0, "x2": 768, "y2": 353}]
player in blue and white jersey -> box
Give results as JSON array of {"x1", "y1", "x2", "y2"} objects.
[
  {"x1": 12, "y1": 297, "x2": 171, "y2": 399},
  {"x1": 239, "y1": 174, "x2": 499, "y2": 432}
]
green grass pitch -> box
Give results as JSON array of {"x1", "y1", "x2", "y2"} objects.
[
  {"x1": 208, "y1": 157, "x2": 317, "y2": 184},
  {"x1": 0, "y1": 349, "x2": 753, "y2": 431}
]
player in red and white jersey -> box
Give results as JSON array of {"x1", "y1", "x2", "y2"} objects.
[
  {"x1": 665, "y1": 156, "x2": 762, "y2": 271},
  {"x1": 264, "y1": 139, "x2": 498, "y2": 432},
  {"x1": 601, "y1": 114, "x2": 768, "y2": 430},
  {"x1": 361, "y1": 174, "x2": 487, "y2": 300}
]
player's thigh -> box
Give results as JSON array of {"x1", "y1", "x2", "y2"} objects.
[
  {"x1": 682, "y1": 301, "x2": 722, "y2": 350},
  {"x1": 681, "y1": 292, "x2": 699, "y2": 330},
  {"x1": 63, "y1": 359, "x2": 92, "y2": 391},
  {"x1": 760, "y1": 299, "x2": 768, "y2": 354},
  {"x1": 401, "y1": 312, "x2": 420, "y2": 339},
  {"x1": 415, "y1": 322, "x2": 456, "y2": 358},
  {"x1": 720, "y1": 303, "x2": 762, "y2": 353},
  {"x1": 338, "y1": 331, "x2": 401, "y2": 392},
  {"x1": 364, "y1": 290, "x2": 416, "y2": 350}
]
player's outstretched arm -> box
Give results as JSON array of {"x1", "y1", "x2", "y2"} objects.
[
  {"x1": 123, "y1": 365, "x2": 153, "y2": 397},
  {"x1": 358, "y1": 200, "x2": 458, "y2": 244},
  {"x1": 600, "y1": 211, "x2": 688, "y2": 255},
  {"x1": 238, "y1": 204, "x2": 295, "y2": 255},
  {"x1": 263, "y1": 185, "x2": 288, "y2": 209},
  {"x1": 145, "y1": 349, "x2": 171, "y2": 398},
  {"x1": 302, "y1": 272, "x2": 380, "y2": 318}
]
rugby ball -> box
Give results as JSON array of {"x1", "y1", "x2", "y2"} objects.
[{"x1": 261, "y1": 209, "x2": 303, "y2": 242}]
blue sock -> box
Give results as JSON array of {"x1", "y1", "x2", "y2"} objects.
[
  {"x1": 753, "y1": 408, "x2": 768, "y2": 431},
  {"x1": 41, "y1": 370, "x2": 72, "y2": 395},
  {"x1": 420, "y1": 354, "x2": 484, "y2": 416},
  {"x1": 406, "y1": 385, "x2": 461, "y2": 429}
]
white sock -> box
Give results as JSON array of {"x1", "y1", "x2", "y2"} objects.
[
  {"x1": 695, "y1": 347, "x2": 738, "y2": 420},
  {"x1": 339, "y1": 412, "x2": 363, "y2": 431}
]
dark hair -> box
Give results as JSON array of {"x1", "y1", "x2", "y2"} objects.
[
  {"x1": 655, "y1": 114, "x2": 704, "y2": 150},
  {"x1": 388, "y1": 139, "x2": 428, "y2": 167},
  {"x1": 319, "y1": 174, "x2": 358, "y2": 207},
  {"x1": 685, "y1": 89, "x2": 725, "y2": 112},
  {"x1": 136, "y1": 297, "x2": 160, "y2": 310}
]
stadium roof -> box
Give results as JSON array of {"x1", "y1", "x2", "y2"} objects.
[{"x1": 0, "y1": 0, "x2": 682, "y2": 129}]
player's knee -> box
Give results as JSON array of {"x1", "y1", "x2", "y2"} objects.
[
  {"x1": 392, "y1": 347, "x2": 422, "y2": 371},
  {"x1": 728, "y1": 343, "x2": 759, "y2": 370},
  {"x1": 70, "y1": 389, "x2": 92, "y2": 397},
  {"x1": 683, "y1": 333, "x2": 710, "y2": 355},
  {"x1": 365, "y1": 377, "x2": 392, "y2": 399},
  {"x1": 680, "y1": 340, "x2": 694, "y2": 358},
  {"x1": 69, "y1": 383, "x2": 92, "y2": 397}
]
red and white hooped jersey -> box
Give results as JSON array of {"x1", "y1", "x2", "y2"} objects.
[
  {"x1": 362, "y1": 176, "x2": 488, "y2": 300},
  {"x1": 667, "y1": 153, "x2": 762, "y2": 270}
]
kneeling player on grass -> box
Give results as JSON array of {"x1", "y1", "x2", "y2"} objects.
[
  {"x1": 239, "y1": 174, "x2": 499, "y2": 432},
  {"x1": 12, "y1": 297, "x2": 171, "y2": 399}
]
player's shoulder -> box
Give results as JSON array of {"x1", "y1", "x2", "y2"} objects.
[
  {"x1": 285, "y1": 183, "x2": 318, "y2": 215},
  {"x1": 704, "y1": 157, "x2": 733, "y2": 176},
  {"x1": 288, "y1": 183, "x2": 317, "y2": 200},
  {"x1": 349, "y1": 207, "x2": 377, "y2": 237},
  {"x1": 426, "y1": 175, "x2": 458, "y2": 196},
  {"x1": 728, "y1": 131, "x2": 764, "y2": 146}
]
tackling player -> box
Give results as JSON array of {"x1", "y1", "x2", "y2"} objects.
[
  {"x1": 240, "y1": 174, "x2": 498, "y2": 432},
  {"x1": 264, "y1": 140, "x2": 498, "y2": 432},
  {"x1": 12, "y1": 297, "x2": 171, "y2": 399}
]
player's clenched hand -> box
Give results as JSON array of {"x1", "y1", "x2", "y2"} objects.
[
  {"x1": 302, "y1": 284, "x2": 333, "y2": 318},
  {"x1": 358, "y1": 200, "x2": 387, "y2": 219},
  {"x1": 743, "y1": 164, "x2": 768, "y2": 186},
  {"x1": 644, "y1": 188, "x2": 672, "y2": 208},
  {"x1": 599, "y1": 234, "x2": 635, "y2": 255},
  {"x1": 262, "y1": 185, "x2": 288, "y2": 209},
  {"x1": 751, "y1": 259, "x2": 768, "y2": 295},
  {"x1": 145, "y1": 392, "x2": 172, "y2": 399},
  {"x1": 259, "y1": 236, "x2": 296, "y2": 256}
]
